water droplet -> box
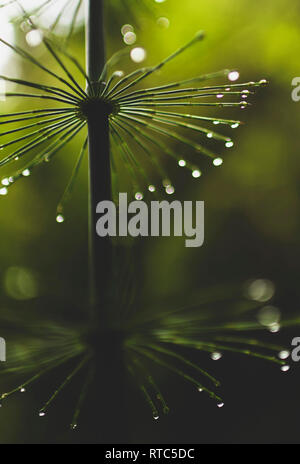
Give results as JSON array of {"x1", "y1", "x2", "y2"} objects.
[
  {"x1": 14, "y1": 156, "x2": 19, "y2": 161},
  {"x1": 248, "y1": 279, "x2": 275, "y2": 302},
  {"x1": 56, "y1": 214, "x2": 65, "y2": 223},
  {"x1": 1, "y1": 178, "x2": 9, "y2": 186},
  {"x1": 153, "y1": 414, "x2": 159, "y2": 420},
  {"x1": 281, "y1": 365, "x2": 290, "y2": 372},
  {"x1": 192, "y1": 169, "x2": 201, "y2": 178},
  {"x1": 135, "y1": 192, "x2": 143, "y2": 201},
  {"x1": 178, "y1": 159, "x2": 186, "y2": 167},
  {"x1": 258, "y1": 306, "x2": 280, "y2": 328},
  {"x1": 0, "y1": 187, "x2": 8, "y2": 196},
  {"x1": 148, "y1": 185, "x2": 156, "y2": 192},
  {"x1": 113, "y1": 70, "x2": 124, "y2": 78},
  {"x1": 225, "y1": 141, "x2": 234, "y2": 148},
  {"x1": 211, "y1": 352, "x2": 222, "y2": 361},
  {"x1": 121, "y1": 24, "x2": 134, "y2": 36},
  {"x1": 217, "y1": 402, "x2": 224, "y2": 408},
  {"x1": 269, "y1": 323, "x2": 280, "y2": 333},
  {"x1": 20, "y1": 387, "x2": 26, "y2": 393},
  {"x1": 216, "y1": 94, "x2": 224, "y2": 99},
  {"x1": 231, "y1": 123, "x2": 240, "y2": 129},
  {"x1": 22, "y1": 169, "x2": 30, "y2": 177},
  {"x1": 26, "y1": 29, "x2": 43, "y2": 47},
  {"x1": 213, "y1": 158, "x2": 223, "y2": 167},
  {"x1": 71, "y1": 423, "x2": 77, "y2": 430},
  {"x1": 228, "y1": 71, "x2": 240, "y2": 82},
  {"x1": 123, "y1": 31, "x2": 136, "y2": 45},
  {"x1": 157, "y1": 17, "x2": 170, "y2": 28},
  {"x1": 213, "y1": 120, "x2": 220, "y2": 125},
  {"x1": 278, "y1": 350, "x2": 290, "y2": 360},
  {"x1": 39, "y1": 411, "x2": 46, "y2": 417},
  {"x1": 198, "y1": 387, "x2": 203, "y2": 392},
  {"x1": 166, "y1": 185, "x2": 175, "y2": 195},
  {"x1": 259, "y1": 79, "x2": 268, "y2": 85},
  {"x1": 130, "y1": 47, "x2": 147, "y2": 63},
  {"x1": 207, "y1": 132, "x2": 213, "y2": 138}
]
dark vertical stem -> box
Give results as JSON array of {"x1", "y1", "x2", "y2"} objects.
[{"x1": 84, "y1": 0, "x2": 128, "y2": 444}]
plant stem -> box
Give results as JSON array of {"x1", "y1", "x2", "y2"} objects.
[{"x1": 84, "y1": 0, "x2": 128, "y2": 444}]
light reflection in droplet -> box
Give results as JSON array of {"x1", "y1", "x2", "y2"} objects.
[
  {"x1": 56, "y1": 214, "x2": 65, "y2": 223},
  {"x1": 192, "y1": 169, "x2": 201, "y2": 178},
  {"x1": 22, "y1": 169, "x2": 31, "y2": 177},
  {"x1": 178, "y1": 159, "x2": 186, "y2": 167},
  {"x1": 166, "y1": 185, "x2": 175, "y2": 195},
  {"x1": 228, "y1": 71, "x2": 240, "y2": 82},
  {"x1": 278, "y1": 350, "x2": 290, "y2": 360},
  {"x1": 148, "y1": 185, "x2": 156, "y2": 192},
  {"x1": 211, "y1": 352, "x2": 222, "y2": 361},
  {"x1": 26, "y1": 29, "x2": 43, "y2": 47},
  {"x1": 0, "y1": 187, "x2": 8, "y2": 196},
  {"x1": 135, "y1": 192, "x2": 143, "y2": 201},
  {"x1": 130, "y1": 47, "x2": 147, "y2": 63},
  {"x1": 213, "y1": 158, "x2": 223, "y2": 167},
  {"x1": 281, "y1": 365, "x2": 290, "y2": 372}
]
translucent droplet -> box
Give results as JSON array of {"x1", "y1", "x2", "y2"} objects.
[
  {"x1": 56, "y1": 214, "x2": 65, "y2": 223},
  {"x1": 198, "y1": 387, "x2": 203, "y2": 392},
  {"x1": 22, "y1": 169, "x2": 30, "y2": 177},
  {"x1": 228, "y1": 71, "x2": 240, "y2": 82},
  {"x1": 259, "y1": 79, "x2": 268, "y2": 85},
  {"x1": 123, "y1": 31, "x2": 136, "y2": 45},
  {"x1": 14, "y1": 156, "x2": 19, "y2": 161},
  {"x1": 269, "y1": 323, "x2": 280, "y2": 333},
  {"x1": 1, "y1": 178, "x2": 9, "y2": 186},
  {"x1": 165, "y1": 185, "x2": 175, "y2": 195},
  {"x1": 278, "y1": 350, "x2": 290, "y2": 360},
  {"x1": 26, "y1": 29, "x2": 43, "y2": 47},
  {"x1": 225, "y1": 141, "x2": 234, "y2": 148},
  {"x1": 231, "y1": 123, "x2": 240, "y2": 129},
  {"x1": 258, "y1": 306, "x2": 280, "y2": 327},
  {"x1": 153, "y1": 414, "x2": 159, "y2": 420},
  {"x1": 135, "y1": 192, "x2": 143, "y2": 201},
  {"x1": 0, "y1": 187, "x2": 8, "y2": 196},
  {"x1": 113, "y1": 70, "x2": 124, "y2": 78},
  {"x1": 157, "y1": 17, "x2": 170, "y2": 29},
  {"x1": 217, "y1": 402, "x2": 224, "y2": 408},
  {"x1": 216, "y1": 94, "x2": 224, "y2": 99},
  {"x1": 71, "y1": 423, "x2": 77, "y2": 430},
  {"x1": 213, "y1": 120, "x2": 220, "y2": 125},
  {"x1": 39, "y1": 411, "x2": 46, "y2": 417},
  {"x1": 248, "y1": 279, "x2": 275, "y2": 302},
  {"x1": 213, "y1": 158, "x2": 223, "y2": 167},
  {"x1": 192, "y1": 169, "x2": 201, "y2": 178},
  {"x1": 121, "y1": 24, "x2": 134, "y2": 36},
  {"x1": 178, "y1": 159, "x2": 186, "y2": 167},
  {"x1": 148, "y1": 185, "x2": 156, "y2": 192},
  {"x1": 8, "y1": 176, "x2": 14, "y2": 183},
  {"x1": 211, "y1": 352, "x2": 222, "y2": 361},
  {"x1": 20, "y1": 387, "x2": 26, "y2": 393},
  {"x1": 281, "y1": 365, "x2": 290, "y2": 372},
  {"x1": 207, "y1": 132, "x2": 213, "y2": 138},
  {"x1": 130, "y1": 47, "x2": 147, "y2": 63}
]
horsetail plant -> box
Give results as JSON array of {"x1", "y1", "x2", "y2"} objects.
[{"x1": 0, "y1": 0, "x2": 290, "y2": 445}]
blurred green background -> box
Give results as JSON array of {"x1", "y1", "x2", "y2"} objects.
[{"x1": 1, "y1": 0, "x2": 300, "y2": 444}]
